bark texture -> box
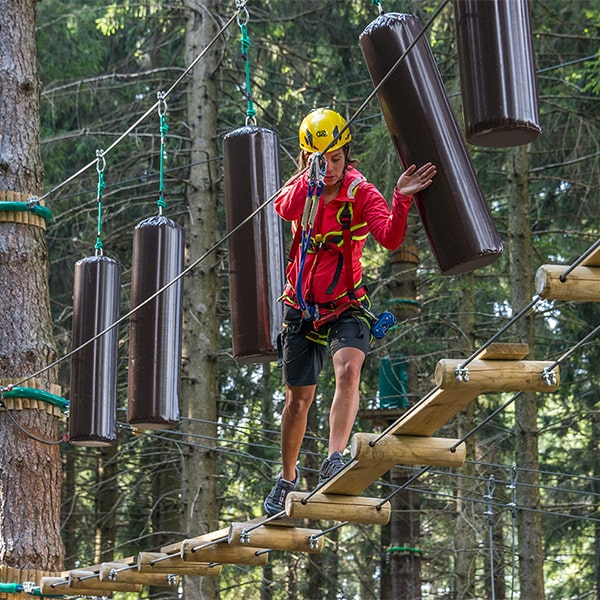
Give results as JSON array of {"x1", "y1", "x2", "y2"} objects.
[
  {"x1": 0, "y1": 0, "x2": 63, "y2": 572},
  {"x1": 180, "y1": 1, "x2": 221, "y2": 597},
  {"x1": 508, "y1": 144, "x2": 545, "y2": 599}
]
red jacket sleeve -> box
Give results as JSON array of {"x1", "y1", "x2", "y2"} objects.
[
  {"x1": 274, "y1": 173, "x2": 308, "y2": 222},
  {"x1": 358, "y1": 182, "x2": 412, "y2": 250}
]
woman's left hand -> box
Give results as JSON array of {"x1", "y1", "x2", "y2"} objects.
[{"x1": 395, "y1": 162, "x2": 437, "y2": 196}]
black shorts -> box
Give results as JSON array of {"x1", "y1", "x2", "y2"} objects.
[{"x1": 280, "y1": 306, "x2": 371, "y2": 387}]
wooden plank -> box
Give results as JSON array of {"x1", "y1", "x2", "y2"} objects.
[
  {"x1": 536, "y1": 264, "x2": 600, "y2": 302},
  {"x1": 435, "y1": 359, "x2": 559, "y2": 392},
  {"x1": 40, "y1": 577, "x2": 114, "y2": 597},
  {"x1": 68, "y1": 569, "x2": 142, "y2": 592},
  {"x1": 99, "y1": 563, "x2": 179, "y2": 586},
  {"x1": 473, "y1": 342, "x2": 529, "y2": 360},
  {"x1": 61, "y1": 555, "x2": 136, "y2": 577},
  {"x1": 228, "y1": 523, "x2": 323, "y2": 553},
  {"x1": 581, "y1": 244, "x2": 600, "y2": 267},
  {"x1": 161, "y1": 528, "x2": 229, "y2": 554},
  {"x1": 351, "y1": 433, "x2": 466, "y2": 468},
  {"x1": 181, "y1": 538, "x2": 268, "y2": 565},
  {"x1": 137, "y1": 552, "x2": 222, "y2": 576},
  {"x1": 286, "y1": 492, "x2": 391, "y2": 524}
]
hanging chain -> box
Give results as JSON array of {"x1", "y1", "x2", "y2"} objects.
[
  {"x1": 95, "y1": 149, "x2": 106, "y2": 255},
  {"x1": 484, "y1": 473, "x2": 496, "y2": 600},
  {"x1": 237, "y1": 2, "x2": 257, "y2": 125},
  {"x1": 157, "y1": 91, "x2": 168, "y2": 215}
]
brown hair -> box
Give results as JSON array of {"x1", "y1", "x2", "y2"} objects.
[{"x1": 293, "y1": 145, "x2": 358, "y2": 176}]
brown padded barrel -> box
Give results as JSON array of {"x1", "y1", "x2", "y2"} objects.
[
  {"x1": 454, "y1": 0, "x2": 541, "y2": 147},
  {"x1": 70, "y1": 255, "x2": 120, "y2": 446},
  {"x1": 359, "y1": 13, "x2": 503, "y2": 276},
  {"x1": 223, "y1": 126, "x2": 285, "y2": 363},
  {"x1": 127, "y1": 215, "x2": 184, "y2": 428}
]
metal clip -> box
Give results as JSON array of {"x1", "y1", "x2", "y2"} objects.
[
  {"x1": 308, "y1": 536, "x2": 319, "y2": 550},
  {"x1": 541, "y1": 367, "x2": 557, "y2": 386},
  {"x1": 454, "y1": 364, "x2": 469, "y2": 382},
  {"x1": 239, "y1": 530, "x2": 251, "y2": 544},
  {"x1": 26, "y1": 196, "x2": 40, "y2": 209}
]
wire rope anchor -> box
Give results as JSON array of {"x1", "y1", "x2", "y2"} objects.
[
  {"x1": 371, "y1": 0, "x2": 385, "y2": 15},
  {"x1": 308, "y1": 535, "x2": 320, "y2": 550},
  {"x1": 21, "y1": 582, "x2": 36, "y2": 594},
  {"x1": 454, "y1": 364, "x2": 469, "y2": 382},
  {"x1": 26, "y1": 195, "x2": 40, "y2": 210},
  {"x1": 483, "y1": 473, "x2": 496, "y2": 521},
  {"x1": 239, "y1": 529, "x2": 251, "y2": 544},
  {"x1": 235, "y1": 0, "x2": 249, "y2": 24},
  {"x1": 541, "y1": 366, "x2": 557, "y2": 386},
  {"x1": 506, "y1": 462, "x2": 518, "y2": 517}
]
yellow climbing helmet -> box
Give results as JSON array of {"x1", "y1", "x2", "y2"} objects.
[{"x1": 298, "y1": 108, "x2": 352, "y2": 153}]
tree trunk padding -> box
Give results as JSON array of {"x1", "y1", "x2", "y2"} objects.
[
  {"x1": 0, "y1": 191, "x2": 47, "y2": 230},
  {"x1": 0, "y1": 378, "x2": 63, "y2": 418}
]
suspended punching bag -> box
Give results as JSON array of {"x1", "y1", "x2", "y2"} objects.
[
  {"x1": 454, "y1": 0, "x2": 541, "y2": 147},
  {"x1": 223, "y1": 126, "x2": 285, "y2": 363},
  {"x1": 359, "y1": 13, "x2": 503, "y2": 275},
  {"x1": 70, "y1": 255, "x2": 120, "y2": 446},
  {"x1": 128, "y1": 215, "x2": 184, "y2": 428}
]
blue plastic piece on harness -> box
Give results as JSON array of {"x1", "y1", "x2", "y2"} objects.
[{"x1": 370, "y1": 310, "x2": 397, "y2": 339}]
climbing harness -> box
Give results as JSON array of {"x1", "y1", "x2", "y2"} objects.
[
  {"x1": 291, "y1": 155, "x2": 396, "y2": 336},
  {"x1": 295, "y1": 153, "x2": 326, "y2": 321}
]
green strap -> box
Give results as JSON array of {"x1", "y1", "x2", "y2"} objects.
[
  {"x1": 157, "y1": 93, "x2": 168, "y2": 213},
  {"x1": 2, "y1": 386, "x2": 70, "y2": 412},
  {"x1": 95, "y1": 162, "x2": 106, "y2": 253},
  {"x1": 0, "y1": 201, "x2": 53, "y2": 221},
  {"x1": 239, "y1": 22, "x2": 256, "y2": 123}
]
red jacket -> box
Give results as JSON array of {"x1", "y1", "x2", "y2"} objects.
[{"x1": 275, "y1": 165, "x2": 412, "y2": 310}]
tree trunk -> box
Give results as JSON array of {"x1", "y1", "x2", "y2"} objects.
[
  {"x1": 180, "y1": 1, "x2": 221, "y2": 598},
  {"x1": 390, "y1": 467, "x2": 421, "y2": 600},
  {"x1": 507, "y1": 144, "x2": 545, "y2": 599},
  {"x1": 382, "y1": 234, "x2": 422, "y2": 600},
  {"x1": 94, "y1": 446, "x2": 118, "y2": 564},
  {"x1": 453, "y1": 274, "x2": 478, "y2": 600},
  {"x1": 0, "y1": 0, "x2": 63, "y2": 573}
]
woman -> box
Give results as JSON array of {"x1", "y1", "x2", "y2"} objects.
[{"x1": 264, "y1": 107, "x2": 436, "y2": 516}]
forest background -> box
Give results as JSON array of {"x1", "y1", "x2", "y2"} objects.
[{"x1": 0, "y1": 0, "x2": 598, "y2": 599}]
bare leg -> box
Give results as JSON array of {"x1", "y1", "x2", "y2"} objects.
[
  {"x1": 281, "y1": 383, "x2": 316, "y2": 481},
  {"x1": 328, "y1": 346, "x2": 365, "y2": 456}
]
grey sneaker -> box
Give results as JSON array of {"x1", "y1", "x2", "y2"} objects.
[
  {"x1": 264, "y1": 469, "x2": 299, "y2": 516},
  {"x1": 319, "y1": 451, "x2": 346, "y2": 484}
]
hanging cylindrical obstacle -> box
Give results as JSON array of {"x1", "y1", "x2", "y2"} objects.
[
  {"x1": 223, "y1": 126, "x2": 285, "y2": 362},
  {"x1": 359, "y1": 13, "x2": 503, "y2": 275},
  {"x1": 69, "y1": 255, "x2": 120, "y2": 446},
  {"x1": 128, "y1": 215, "x2": 184, "y2": 429},
  {"x1": 454, "y1": 0, "x2": 541, "y2": 147}
]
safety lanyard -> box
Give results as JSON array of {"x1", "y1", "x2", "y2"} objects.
[{"x1": 296, "y1": 154, "x2": 326, "y2": 318}]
